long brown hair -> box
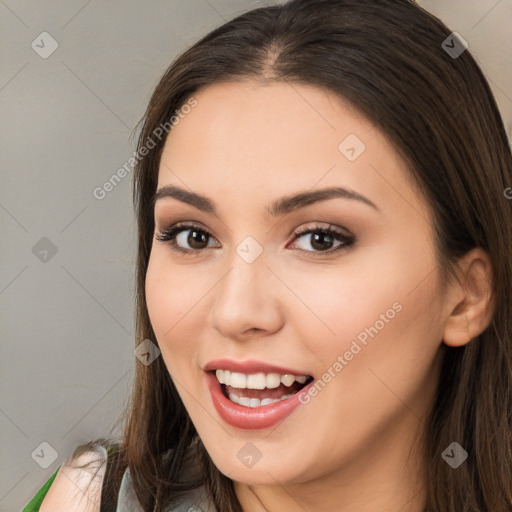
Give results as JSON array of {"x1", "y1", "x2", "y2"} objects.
[{"x1": 72, "y1": 0, "x2": 512, "y2": 510}]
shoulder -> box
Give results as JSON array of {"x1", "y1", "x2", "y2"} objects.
[{"x1": 39, "y1": 445, "x2": 108, "y2": 512}]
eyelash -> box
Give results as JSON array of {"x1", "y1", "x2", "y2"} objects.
[{"x1": 155, "y1": 222, "x2": 355, "y2": 257}]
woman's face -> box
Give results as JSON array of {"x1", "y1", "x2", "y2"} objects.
[{"x1": 145, "y1": 81, "x2": 448, "y2": 489}]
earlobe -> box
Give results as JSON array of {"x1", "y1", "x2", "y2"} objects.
[{"x1": 442, "y1": 248, "x2": 494, "y2": 348}]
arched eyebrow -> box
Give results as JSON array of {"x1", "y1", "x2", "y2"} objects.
[{"x1": 152, "y1": 185, "x2": 380, "y2": 215}]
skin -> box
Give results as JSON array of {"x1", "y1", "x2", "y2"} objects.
[
  {"x1": 145, "y1": 80, "x2": 494, "y2": 512},
  {"x1": 40, "y1": 451, "x2": 105, "y2": 512}
]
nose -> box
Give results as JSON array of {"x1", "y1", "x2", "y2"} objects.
[{"x1": 209, "y1": 248, "x2": 284, "y2": 341}]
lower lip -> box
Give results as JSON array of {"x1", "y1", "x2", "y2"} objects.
[{"x1": 204, "y1": 371, "x2": 313, "y2": 430}]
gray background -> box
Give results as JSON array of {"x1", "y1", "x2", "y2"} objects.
[{"x1": 0, "y1": 1, "x2": 510, "y2": 511}]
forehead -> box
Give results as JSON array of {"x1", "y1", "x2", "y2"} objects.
[
  {"x1": 157, "y1": 80, "x2": 429, "y2": 223},
  {"x1": 162, "y1": 80, "x2": 370, "y2": 165}
]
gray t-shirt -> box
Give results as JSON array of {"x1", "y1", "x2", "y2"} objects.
[{"x1": 115, "y1": 464, "x2": 216, "y2": 512}]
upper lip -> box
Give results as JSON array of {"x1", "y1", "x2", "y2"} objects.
[{"x1": 203, "y1": 358, "x2": 312, "y2": 376}]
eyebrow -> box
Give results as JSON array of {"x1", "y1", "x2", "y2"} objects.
[{"x1": 152, "y1": 185, "x2": 380, "y2": 216}]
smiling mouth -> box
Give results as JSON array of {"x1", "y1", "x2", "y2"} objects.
[{"x1": 214, "y1": 369, "x2": 314, "y2": 408}]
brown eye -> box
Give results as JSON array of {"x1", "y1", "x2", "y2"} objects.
[
  {"x1": 185, "y1": 229, "x2": 209, "y2": 249},
  {"x1": 155, "y1": 222, "x2": 220, "y2": 254},
  {"x1": 310, "y1": 232, "x2": 336, "y2": 251},
  {"x1": 289, "y1": 224, "x2": 355, "y2": 255}
]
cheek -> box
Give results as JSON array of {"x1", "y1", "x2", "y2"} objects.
[
  {"x1": 146, "y1": 249, "x2": 210, "y2": 325},
  {"x1": 145, "y1": 254, "x2": 206, "y2": 372},
  {"x1": 284, "y1": 251, "x2": 443, "y2": 464},
  {"x1": 273, "y1": 258, "x2": 398, "y2": 343},
  {"x1": 321, "y1": 247, "x2": 444, "y2": 415},
  {"x1": 281, "y1": 234, "x2": 443, "y2": 373}
]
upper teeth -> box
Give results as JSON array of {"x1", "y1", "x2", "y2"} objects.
[{"x1": 215, "y1": 369, "x2": 308, "y2": 389}]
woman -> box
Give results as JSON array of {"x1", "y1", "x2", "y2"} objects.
[{"x1": 25, "y1": 0, "x2": 512, "y2": 510}]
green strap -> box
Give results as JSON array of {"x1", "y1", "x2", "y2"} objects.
[
  {"x1": 20, "y1": 465, "x2": 61, "y2": 512},
  {"x1": 20, "y1": 444, "x2": 118, "y2": 512}
]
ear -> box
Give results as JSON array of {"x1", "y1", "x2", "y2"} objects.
[{"x1": 442, "y1": 247, "x2": 495, "y2": 347}]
